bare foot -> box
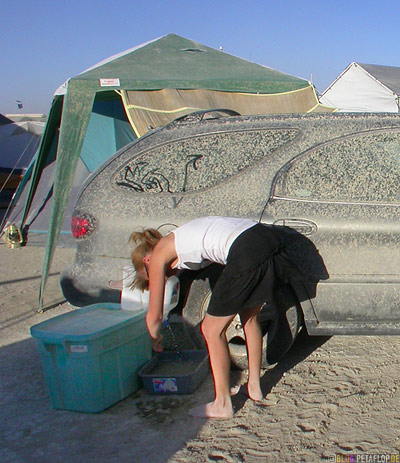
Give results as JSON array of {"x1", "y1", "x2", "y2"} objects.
[
  {"x1": 230, "y1": 383, "x2": 264, "y2": 401},
  {"x1": 189, "y1": 401, "x2": 233, "y2": 419},
  {"x1": 247, "y1": 383, "x2": 263, "y2": 402}
]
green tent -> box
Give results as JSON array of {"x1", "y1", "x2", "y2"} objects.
[{"x1": 7, "y1": 33, "x2": 324, "y2": 310}]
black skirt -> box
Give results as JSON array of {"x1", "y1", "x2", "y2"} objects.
[{"x1": 207, "y1": 224, "x2": 303, "y2": 317}]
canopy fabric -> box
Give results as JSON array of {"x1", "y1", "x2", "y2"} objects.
[
  {"x1": 76, "y1": 34, "x2": 310, "y2": 94},
  {"x1": 38, "y1": 81, "x2": 95, "y2": 308}
]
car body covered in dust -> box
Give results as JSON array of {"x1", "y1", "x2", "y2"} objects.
[{"x1": 61, "y1": 111, "x2": 400, "y2": 368}]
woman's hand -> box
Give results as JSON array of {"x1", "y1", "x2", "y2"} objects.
[
  {"x1": 146, "y1": 311, "x2": 162, "y2": 338},
  {"x1": 145, "y1": 233, "x2": 178, "y2": 353},
  {"x1": 146, "y1": 311, "x2": 163, "y2": 353},
  {"x1": 151, "y1": 333, "x2": 163, "y2": 353}
]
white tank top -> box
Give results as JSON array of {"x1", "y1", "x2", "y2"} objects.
[{"x1": 171, "y1": 216, "x2": 256, "y2": 270}]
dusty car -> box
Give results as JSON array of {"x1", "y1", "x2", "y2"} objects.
[{"x1": 61, "y1": 111, "x2": 400, "y2": 368}]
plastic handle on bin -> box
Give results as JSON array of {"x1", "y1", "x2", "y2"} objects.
[
  {"x1": 44, "y1": 343, "x2": 56, "y2": 353},
  {"x1": 62, "y1": 340, "x2": 69, "y2": 353}
]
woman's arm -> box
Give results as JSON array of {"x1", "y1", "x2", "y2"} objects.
[{"x1": 146, "y1": 233, "x2": 177, "y2": 342}]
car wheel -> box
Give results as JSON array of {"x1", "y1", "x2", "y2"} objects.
[{"x1": 183, "y1": 279, "x2": 303, "y2": 369}]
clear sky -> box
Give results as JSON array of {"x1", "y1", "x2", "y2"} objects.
[{"x1": 2, "y1": 0, "x2": 400, "y2": 115}]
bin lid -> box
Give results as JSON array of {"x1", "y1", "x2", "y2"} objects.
[{"x1": 30, "y1": 303, "x2": 146, "y2": 343}]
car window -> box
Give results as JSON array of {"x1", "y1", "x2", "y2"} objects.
[
  {"x1": 113, "y1": 129, "x2": 299, "y2": 193},
  {"x1": 273, "y1": 130, "x2": 400, "y2": 203}
]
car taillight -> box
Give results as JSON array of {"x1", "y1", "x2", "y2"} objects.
[{"x1": 71, "y1": 212, "x2": 97, "y2": 239}]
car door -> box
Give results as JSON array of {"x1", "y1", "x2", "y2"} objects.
[{"x1": 261, "y1": 128, "x2": 400, "y2": 334}]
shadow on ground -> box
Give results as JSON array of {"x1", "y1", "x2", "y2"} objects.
[
  {"x1": 0, "y1": 318, "x2": 329, "y2": 463},
  {"x1": 231, "y1": 329, "x2": 330, "y2": 411},
  {"x1": 0, "y1": 336, "x2": 208, "y2": 463}
]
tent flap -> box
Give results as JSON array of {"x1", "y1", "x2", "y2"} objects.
[
  {"x1": 39, "y1": 81, "x2": 95, "y2": 309},
  {"x1": 122, "y1": 86, "x2": 322, "y2": 137},
  {"x1": 80, "y1": 97, "x2": 136, "y2": 171},
  {"x1": 18, "y1": 96, "x2": 63, "y2": 231}
]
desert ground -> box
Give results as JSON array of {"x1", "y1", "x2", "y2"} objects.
[{"x1": 1, "y1": 241, "x2": 400, "y2": 463}]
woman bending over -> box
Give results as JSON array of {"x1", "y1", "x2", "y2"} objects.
[{"x1": 130, "y1": 216, "x2": 301, "y2": 419}]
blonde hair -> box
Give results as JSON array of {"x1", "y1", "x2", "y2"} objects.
[{"x1": 129, "y1": 228, "x2": 163, "y2": 291}]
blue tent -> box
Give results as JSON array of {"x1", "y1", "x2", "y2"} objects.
[{"x1": 3, "y1": 94, "x2": 135, "y2": 245}]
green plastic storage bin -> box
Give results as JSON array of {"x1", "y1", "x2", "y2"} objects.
[{"x1": 31, "y1": 303, "x2": 152, "y2": 413}]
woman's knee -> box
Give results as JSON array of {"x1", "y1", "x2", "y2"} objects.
[
  {"x1": 200, "y1": 317, "x2": 218, "y2": 341},
  {"x1": 200, "y1": 314, "x2": 233, "y2": 341}
]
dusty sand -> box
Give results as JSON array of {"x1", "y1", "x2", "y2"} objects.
[{"x1": 1, "y1": 241, "x2": 400, "y2": 463}]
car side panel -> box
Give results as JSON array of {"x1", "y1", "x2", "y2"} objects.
[
  {"x1": 263, "y1": 201, "x2": 400, "y2": 333},
  {"x1": 263, "y1": 127, "x2": 400, "y2": 334}
]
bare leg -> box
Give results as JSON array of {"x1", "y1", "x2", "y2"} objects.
[
  {"x1": 240, "y1": 306, "x2": 263, "y2": 401},
  {"x1": 189, "y1": 313, "x2": 236, "y2": 418}
]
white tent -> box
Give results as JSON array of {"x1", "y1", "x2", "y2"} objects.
[{"x1": 320, "y1": 62, "x2": 400, "y2": 112}]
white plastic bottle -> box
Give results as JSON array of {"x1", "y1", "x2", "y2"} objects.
[
  {"x1": 162, "y1": 275, "x2": 180, "y2": 316},
  {"x1": 121, "y1": 265, "x2": 179, "y2": 319}
]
